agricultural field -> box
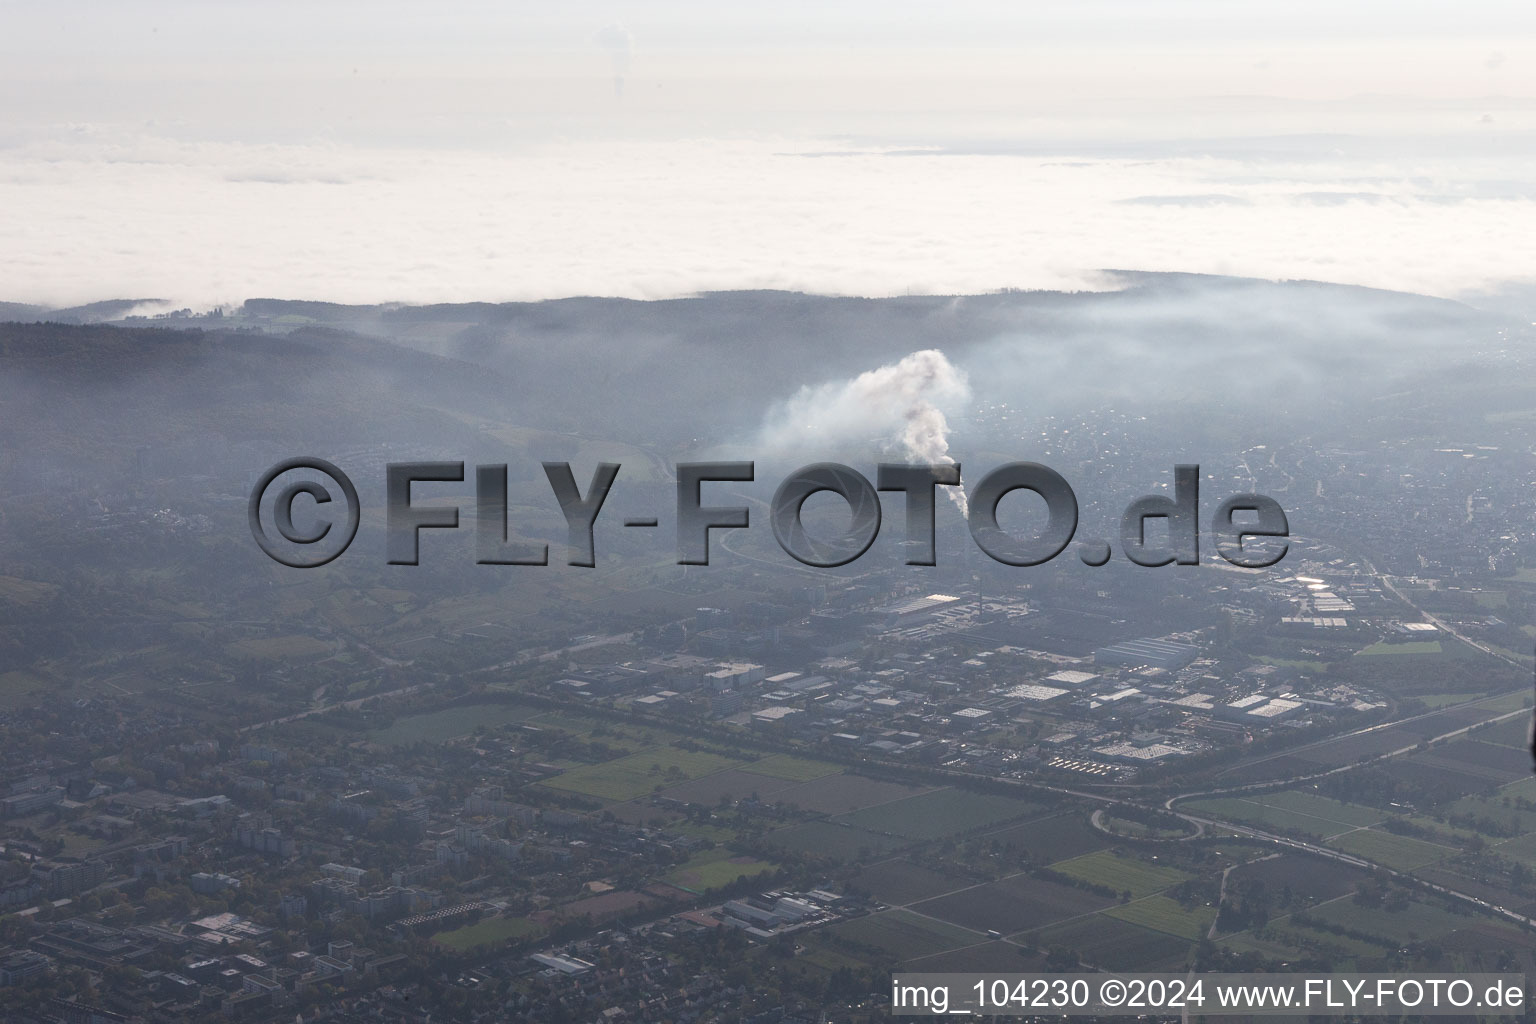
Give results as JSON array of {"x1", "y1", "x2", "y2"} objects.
[
  {"x1": 989, "y1": 812, "x2": 1107, "y2": 863},
  {"x1": 657, "y1": 768, "x2": 800, "y2": 807},
  {"x1": 1469, "y1": 716, "x2": 1534, "y2": 749},
  {"x1": 903, "y1": 940, "x2": 1048, "y2": 974},
  {"x1": 1324, "y1": 829, "x2": 1459, "y2": 871},
  {"x1": 1047, "y1": 850, "x2": 1190, "y2": 898},
  {"x1": 1397, "y1": 814, "x2": 1481, "y2": 845},
  {"x1": 850, "y1": 860, "x2": 961, "y2": 906},
  {"x1": 1496, "y1": 776, "x2": 1536, "y2": 801},
  {"x1": 1272, "y1": 919, "x2": 1387, "y2": 959},
  {"x1": 1288, "y1": 727, "x2": 1422, "y2": 766},
  {"x1": 824, "y1": 909, "x2": 980, "y2": 961},
  {"x1": 1410, "y1": 739, "x2": 1528, "y2": 784},
  {"x1": 1184, "y1": 798, "x2": 1350, "y2": 839},
  {"x1": 665, "y1": 849, "x2": 778, "y2": 891},
  {"x1": 1258, "y1": 790, "x2": 1387, "y2": 826},
  {"x1": 835, "y1": 788, "x2": 1041, "y2": 840},
  {"x1": 1415, "y1": 692, "x2": 1483, "y2": 708},
  {"x1": 1488, "y1": 831, "x2": 1536, "y2": 870},
  {"x1": 542, "y1": 747, "x2": 748, "y2": 802},
  {"x1": 1027, "y1": 915, "x2": 1193, "y2": 971},
  {"x1": 1221, "y1": 920, "x2": 1380, "y2": 966},
  {"x1": 742, "y1": 754, "x2": 842, "y2": 782},
  {"x1": 1184, "y1": 790, "x2": 1383, "y2": 839},
  {"x1": 1396, "y1": 706, "x2": 1507, "y2": 739},
  {"x1": 767, "y1": 774, "x2": 934, "y2": 817},
  {"x1": 432, "y1": 915, "x2": 543, "y2": 952},
  {"x1": 1477, "y1": 690, "x2": 1536, "y2": 714},
  {"x1": 1305, "y1": 894, "x2": 1481, "y2": 943},
  {"x1": 1216, "y1": 754, "x2": 1327, "y2": 786},
  {"x1": 911, "y1": 873, "x2": 1113, "y2": 935},
  {"x1": 786, "y1": 937, "x2": 871, "y2": 980},
  {"x1": 1365, "y1": 760, "x2": 1503, "y2": 806},
  {"x1": 1226, "y1": 853, "x2": 1369, "y2": 906},
  {"x1": 1103, "y1": 895, "x2": 1215, "y2": 941},
  {"x1": 763, "y1": 821, "x2": 905, "y2": 861}
]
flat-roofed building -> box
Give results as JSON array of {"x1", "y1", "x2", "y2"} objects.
[
  {"x1": 1093, "y1": 639, "x2": 1199, "y2": 671},
  {"x1": 1002, "y1": 683, "x2": 1070, "y2": 702}
]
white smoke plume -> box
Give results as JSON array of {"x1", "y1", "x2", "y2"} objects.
[{"x1": 758, "y1": 349, "x2": 971, "y2": 516}]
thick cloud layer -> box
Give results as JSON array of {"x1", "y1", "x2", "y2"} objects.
[{"x1": 2, "y1": 133, "x2": 1536, "y2": 308}]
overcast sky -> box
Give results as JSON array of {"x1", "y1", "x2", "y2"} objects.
[{"x1": 2, "y1": 2, "x2": 1534, "y2": 306}]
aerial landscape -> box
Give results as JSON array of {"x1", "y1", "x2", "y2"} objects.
[
  {"x1": 6, "y1": 2, "x2": 1536, "y2": 1022},
  {"x1": 0, "y1": 279, "x2": 1535, "y2": 1020}
]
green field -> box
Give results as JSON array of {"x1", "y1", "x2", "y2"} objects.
[
  {"x1": 743, "y1": 754, "x2": 842, "y2": 782},
  {"x1": 1256, "y1": 790, "x2": 1388, "y2": 827},
  {"x1": 666, "y1": 820, "x2": 740, "y2": 843},
  {"x1": 1182, "y1": 797, "x2": 1362, "y2": 839},
  {"x1": 1398, "y1": 815, "x2": 1480, "y2": 844},
  {"x1": 543, "y1": 747, "x2": 748, "y2": 802},
  {"x1": 1048, "y1": 850, "x2": 1190, "y2": 898},
  {"x1": 1501, "y1": 776, "x2": 1536, "y2": 800},
  {"x1": 1221, "y1": 920, "x2": 1380, "y2": 965},
  {"x1": 1355, "y1": 640, "x2": 1443, "y2": 656},
  {"x1": 1307, "y1": 895, "x2": 1479, "y2": 942},
  {"x1": 1470, "y1": 715, "x2": 1533, "y2": 749},
  {"x1": 1491, "y1": 831, "x2": 1536, "y2": 870},
  {"x1": 1097, "y1": 811, "x2": 1192, "y2": 839},
  {"x1": 836, "y1": 789, "x2": 1039, "y2": 840},
  {"x1": 1275, "y1": 919, "x2": 1387, "y2": 958},
  {"x1": 59, "y1": 833, "x2": 106, "y2": 858},
  {"x1": 1445, "y1": 790, "x2": 1536, "y2": 835},
  {"x1": 764, "y1": 820, "x2": 905, "y2": 860},
  {"x1": 433, "y1": 915, "x2": 543, "y2": 951},
  {"x1": 666, "y1": 849, "x2": 778, "y2": 891},
  {"x1": 1480, "y1": 691, "x2": 1535, "y2": 713},
  {"x1": 369, "y1": 703, "x2": 544, "y2": 747},
  {"x1": 1104, "y1": 896, "x2": 1215, "y2": 941},
  {"x1": 1324, "y1": 828, "x2": 1458, "y2": 870},
  {"x1": 1415, "y1": 692, "x2": 1481, "y2": 709}
]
